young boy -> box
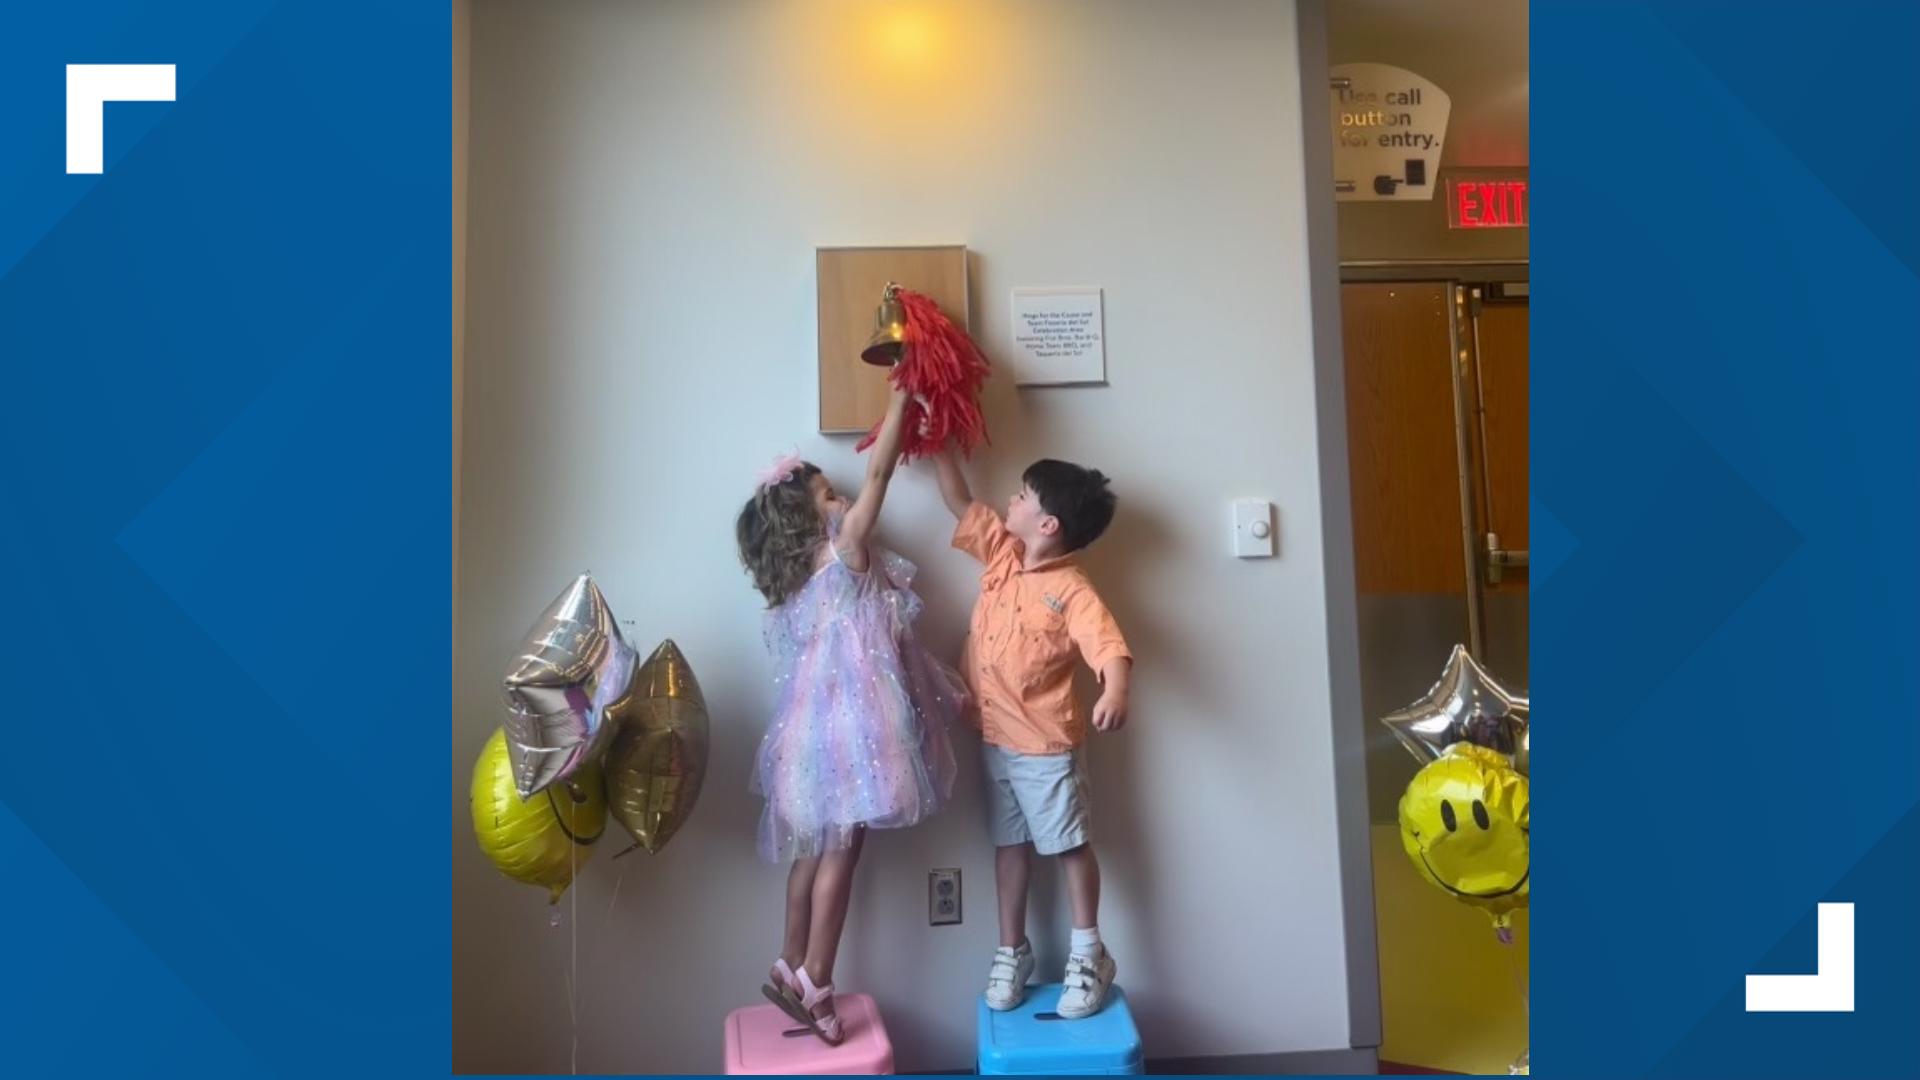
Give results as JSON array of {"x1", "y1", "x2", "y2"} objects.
[{"x1": 930, "y1": 448, "x2": 1133, "y2": 1019}]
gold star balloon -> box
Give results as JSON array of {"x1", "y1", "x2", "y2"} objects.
[
  {"x1": 501, "y1": 574, "x2": 637, "y2": 798},
  {"x1": 606, "y1": 639, "x2": 710, "y2": 855},
  {"x1": 1381, "y1": 644, "x2": 1529, "y2": 775}
]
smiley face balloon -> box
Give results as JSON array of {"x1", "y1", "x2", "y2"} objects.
[{"x1": 1398, "y1": 743, "x2": 1530, "y2": 929}]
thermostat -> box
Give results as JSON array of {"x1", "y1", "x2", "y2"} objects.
[{"x1": 1233, "y1": 499, "x2": 1275, "y2": 558}]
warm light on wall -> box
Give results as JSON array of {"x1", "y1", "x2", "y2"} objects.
[
  {"x1": 868, "y1": 6, "x2": 942, "y2": 65},
  {"x1": 768, "y1": 1, "x2": 1023, "y2": 175}
]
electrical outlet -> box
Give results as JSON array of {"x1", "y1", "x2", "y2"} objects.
[{"x1": 928, "y1": 868, "x2": 961, "y2": 926}]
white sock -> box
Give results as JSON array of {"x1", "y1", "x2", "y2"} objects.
[{"x1": 1070, "y1": 926, "x2": 1102, "y2": 959}]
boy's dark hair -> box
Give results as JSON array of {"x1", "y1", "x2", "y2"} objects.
[{"x1": 1023, "y1": 459, "x2": 1116, "y2": 553}]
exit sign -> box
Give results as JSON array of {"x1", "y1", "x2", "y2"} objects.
[{"x1": 1449, "y1": 177, "x2": 1528, "y2": 229}]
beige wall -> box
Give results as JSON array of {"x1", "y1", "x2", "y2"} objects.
[{"x1": 454, "y1": 1, "x2": 1356, "y2": 1071}]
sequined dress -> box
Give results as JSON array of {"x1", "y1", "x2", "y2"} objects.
[{"x1": 750, "y1": 537, "x2": 964, "y2": 863}]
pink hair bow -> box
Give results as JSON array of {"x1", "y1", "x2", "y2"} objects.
[{"x1": 756, "y1": 450, "x2": 803, "y2": 490}]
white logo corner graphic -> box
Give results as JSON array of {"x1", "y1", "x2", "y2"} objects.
[
  {"x1": 65, "y1": 63, "x2": 176, "y2": 175},
  {"x1": 1745, "y1": 902, "x2": 1855, "y2": 1013}
]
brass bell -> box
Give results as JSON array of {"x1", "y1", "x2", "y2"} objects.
[{"x1": 860, "y1": 282, "x2": 907, "y2": 366}]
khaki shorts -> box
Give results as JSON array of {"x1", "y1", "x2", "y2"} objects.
[{"x1": 982, "y1": 743, "x2": 1091, "y2": 855}]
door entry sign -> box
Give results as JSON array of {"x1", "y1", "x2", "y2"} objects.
[{"x1": 1330, "y1": 63, "x2": 1451, "y2": 202}]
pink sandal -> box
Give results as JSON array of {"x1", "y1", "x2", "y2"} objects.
[
  {"x1": 760, "y1": 959, "x2": 845, "y2": 1046},
  {"x1": 760, "y1": 959, "x2": 845, "y2": 1045},
  {"x1": 760, "y1": 957, "x2": 808, "y2": 1022},
  {"x1": 794, "y1": 966, "x2": 845, "y2": 1046}
]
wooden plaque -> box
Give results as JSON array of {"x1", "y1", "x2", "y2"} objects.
[{"x1": 816, "y1": 245, "x2": 969, "y2": 434}]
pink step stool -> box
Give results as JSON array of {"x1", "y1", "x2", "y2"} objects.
[{"x1": 723, "y1": 992, "x2": 894, "y2": 1075}]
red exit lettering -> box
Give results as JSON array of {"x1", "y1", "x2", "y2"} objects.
[{"x1": 1450, "y1": 179, "x2": 1529, "y2": 229}]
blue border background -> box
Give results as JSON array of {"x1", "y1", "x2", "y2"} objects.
[
  {"x1": 0, "y1": 3, "x2": 448, "y2": 1075},
  {"x1": 1533, "y1": 2, "x2": 1920, "y2": 1076}
]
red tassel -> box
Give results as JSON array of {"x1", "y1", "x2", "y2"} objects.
[{"x1": 855, "y1": 288, "x2": 992, "y2": 461}]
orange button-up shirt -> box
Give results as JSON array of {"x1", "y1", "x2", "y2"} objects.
[{"x1": 953, "y1": 502, "x2": 1131, "y2": 754}]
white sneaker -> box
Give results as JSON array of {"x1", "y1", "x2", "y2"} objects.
[
  {"x1": 984, "y1": 940, "x2": 1036, "y2": 1011},
  {"x1": 1057, "y1": 948, "x2": 1116, "y2": 1019}
]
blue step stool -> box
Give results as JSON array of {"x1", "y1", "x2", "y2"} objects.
[{"x1": 976, "y1": 983, "x2": 1143, "y2": 1075}]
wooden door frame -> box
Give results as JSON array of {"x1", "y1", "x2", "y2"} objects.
[
  {"x1": 1298, "y1": 1, "x2": 1531, "y2": 1055},
  {"x1": 1341, "y1": 260, "x2": 1529, "y2": 284}
]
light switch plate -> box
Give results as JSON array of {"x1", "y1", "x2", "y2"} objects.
[{"x1": 1233, "y1": 498, "x2": 1275, "y2": 558}]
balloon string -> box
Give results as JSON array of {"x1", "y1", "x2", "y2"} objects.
[
  {"x1": 1502, "y1": 935, "x2": 1530, "y2": 1022},
  {"x1": 569, "y1": 834, "x2": 579, "y2": 1075},
  {"x1": 607, "y1": 865, "x2": 626, "y2": 919}
]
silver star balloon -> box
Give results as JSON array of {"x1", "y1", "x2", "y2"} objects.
[
  {"x1": 1381, "y1": 644, "x2": 1529, "y2": 775},
  {"x1": 501, "y1": 574, "x2": 637, "y2": 798}
]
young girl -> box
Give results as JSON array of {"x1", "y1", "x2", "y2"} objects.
[{"x1": 735, "y1": 388, "x2": 964, "y2": 1044}]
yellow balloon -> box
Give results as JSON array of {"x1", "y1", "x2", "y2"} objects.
[
  {"x1": 470, "y1": 728, "x2": 606, "y2": 901},
  {"x1": 1398, "y1": 743, "x2": 1529, "y2": 927}
]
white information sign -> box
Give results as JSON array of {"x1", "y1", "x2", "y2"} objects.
[{"x1": 1009, "y1": 287, "x2": 1106, "y2": 386}]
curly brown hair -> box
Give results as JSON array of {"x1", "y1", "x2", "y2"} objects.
[{"x1": 736, "y1": 462, "x2": 826, "y2": 607}]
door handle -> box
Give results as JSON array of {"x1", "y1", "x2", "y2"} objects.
[{"x1": 1486, "y1": 532, "x2": 1528, "y2": 585}]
